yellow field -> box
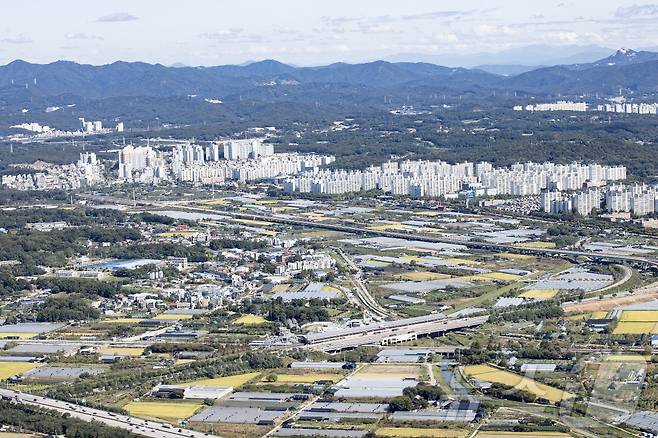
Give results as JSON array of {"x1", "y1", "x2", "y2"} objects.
[
  {"x1": 463, "y1": 365, "x2": 574, "y2": 403},
  {"x1": 368, "y1": 222, "x2": 405, "y2": 231},
  {"x1": 377, "y1": 428, "x2": 467, "y2": 437},
  {"x1": 478, "y1": 272, "x2": 523, "y2": 281},
  {"x1": 154, "y1": 313, "x2": 194, "y2": 320},
  {"x1": 200, "y1": 199, "x2": 229, "y2": 206},
  {"x1": 514, "y1": 241, "x2": 556, "y2": 249},
  {"x1": 358, "y1": 364, "x2": 419, "y2": 378},
  {"x1": 613, "y1": 321, "x2": 658, "y2": 334},
  {"x1": 519, "y1": 290, "x2": 558, "y2": 299},
  {"x1": 414, "y1": 211, "x2": 441, "y2": 217},
  {"x1": 184, "y1": 371, "x2": 260, "y2": 387},
  {"x1": 0, "y1": 362, "x2": 40, "y2": 380},
  {"x1": 234, "y1": 314, "x2": 267, "y2": 326},
  {"x1": 231, "y1": 218, "x2": 274, "y2": 227},
  {"x1": 446, "y1": 257, "x2": 480, "y2": 266},
  {"x1": 321, "y1": 285, "x2": 341, "y2": 293},
  {"x1": 400, "y1": 272, "x2": 451, "y2": 281},
  {"x1": 265, "y1": 373, "x2": 342, "y2": 383},
  {"x1": 124, "y1": 401, "x2": 201, "y2": 420},
  {"x1": 477, "y1": 432, "x2": 570, "y2": 438},
  {"x1": 103, "y1": 318, "x2": 144, "y2": 324},
  {"x1": 0, "y1": 332, "x2": 38, "y2": 340},
  {"x1": 619, "y1": 310, "x2": 658, "y2": 322},
  {"x1": 97, "y1": 346, "x2": 144, "y2": 356},
  {"x1": 499, "y1": 252, "x2": 534, "y2": 261},
  {"x1": 592, "y1": 311, "x2": 609, "y2": 319},
  {"x1": 254, "y1": 199, "x2": 280, "y2": 205},
  {"x1": 401, "y1": 255, "x2": 426, "y2": 263},
  {"x1": 271, "y1": 284, "x2": 290, "y2": 293},
  {"x1": 605, "y1": 354, "x2": 651, "y2": 362},
  {"x1": 158, "y1": 231, "x2": 198, "y2": 237},
  {"x1": 0, "y1": 433, "x2": 40, "y2": 438}
]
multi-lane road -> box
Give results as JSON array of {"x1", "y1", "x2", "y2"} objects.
[
  {"x1": 79, "y1": 194, "x2": 658, "y2": 269},
  {"x1": 0, "y1": 389, "x2": 222, "y2": 438}
]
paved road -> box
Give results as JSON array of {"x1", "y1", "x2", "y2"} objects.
[{"x1": 0, "y1": 389, "x2": 222, "y2": 438}]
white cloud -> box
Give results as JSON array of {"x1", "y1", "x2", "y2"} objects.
[
  {"x1": 2, "y1": 34, "x2": 32, "y2": 44},
  {"x1": 96, "y1": 12, "x2": 139, "y2": 23}
]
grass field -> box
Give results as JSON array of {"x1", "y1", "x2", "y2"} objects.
[
  {"x1": 463, "y1": 364, "x2": 574, "y2": 403},
  {"x1": 184, "y1": 371, "x2": 260, "y2": 387},
  {"x1": 265, "y1": 373, "x2": 342, "y2": 383},
  {"x1": 514, "y1": 241, "x2": 557, "y2": 249},
  {"x1": 519, "y1": 289, "x2": 558, "y2": 299},
  {"x1": 0, "y1": 332, "x2": 38, "y2": 339},
  {"x1": 124, "y1": 401, "x2": 201, "y2": 420},
  {"x1": 377, "y1": 428, "x2": 468, "y2": 437},
  {"x1": 0, "y1": 362, "x2": 40, "y2": 380},
  {"x1": 234, "y1": 314, "x2": 267, "y2": 326},
  {"x1": 400, "y1": 272, "x2": 451, "y2": 281},
  {"x1": 613, "y1": 321, "x2": 658, "y2": 334},
  {"x1": 368, "y1": 222, "x2": 405, "y2": 231}
]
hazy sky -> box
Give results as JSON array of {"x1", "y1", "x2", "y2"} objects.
[{"x1": 2, "y1": 0, "x2": 658, "y2": 66}]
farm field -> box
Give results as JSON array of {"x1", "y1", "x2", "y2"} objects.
[
  {"x1": 377, "y1": 428, "x2": 468, "y2": 437},
  {"x1": 562, "y1": 291, "x2": 658, "y2": 314},
  {"x1": 103, "y1": 318, "x2": 143, "y2": 324},
  {"x1": 519, "y1": 290, "x2": 558, "y2": 299},
  {"x1": 477, "y1": 272, "x2": 523, "y2": 281},
  {"x1": 605, "y1": 354, "x2": 651, "y2": 362},
  {"x1": 499, "y1": 253, "x2": 534, "y2": 261},
  {"x1": 124, "y1": 401, "x2": 201, "y2": 420},
  {"x1": 463, "y1": 365, "x2": 574, "y2": 403},
  {"x1": 0, "y1": 362, "x2": 40, "y2": 380},
  {"x1": 154, "y1": 313, "x2": 194, "y2": 320},
  {"x1": 184, "y1": 371, "x2": 261, "y2": 387},
  {"x1": 613, "y1": 321, "x2": 658, "y2": 334},
  {"x1": 514, "y1": 241, "x2": 557, "y2": 249},
  {"x1": 400, "y1": 272, "x2": 451, "y2": 281},
  {"x1": 234, "y1": 314, "x2": 267, "y2": 325},
  {"x1": 357, "y1": 364, "x2": 419, "y2": 378},
  {"x1": 0, "y1": 332, "x2": 38, "y2": 339},
  {"x1": 97, "y1": 346, "x2": 145, "y2": 356},
  {"x1": 619, "y1": 310, "x2": 658, "y2": 321},
  {"x1": 265, "y1": 373, "x2": 342, "y2": 383},
  {"x1": 476, "y1": 433, "x2": 571, "y2": 438}
]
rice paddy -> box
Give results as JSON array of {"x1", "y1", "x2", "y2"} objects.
[
  {"x1": 605, "y1": 354, "x2": 651, "y2": 362},
  {"x1": 124, "y1": 401, "x2": 202, "y2": 420},
  {"x1": 463, "y1": 364, "x2": 574, "y2": 403},
  {"x1": 613, "y1": 321, "x2": 658, "y2": 334},
  {"x1": 0, "y1": 362, "x2": 40, "y2": 380},
  {"x1": 367, "y1": 222, "x2": 405, "y2": 231},
  {"x1": 234, "y1": 314, "x2": 267, "y2": 326},
  {"x1": 377, "y1": 428, "x2": 468, "y2": 437},
  {"x1": 514, "y1": 241, "x2": 556, "y2": 249},
  {"x1": 446, "y1": 257, "x2": 480, "y2": 266},
  {"x1": 358, "y1": 364, "x2": 419, "y2": 378},
  {"x1": 613, "y1": 310, "x2": 658, "y2": 334},
  {"x1": 477, "y1": 272, "x2": 523, "y2": 281},
  {"x1": 518, "y1": 289, "x2": 559, "y2": 299},
  {"x1": 184, "y1": 371, "x2": 261, "y2": 387},
  {"x1": 103, "y1": 318, "x2": 144, "y2": 324},
  {"x1": 154, "y1": 313, "x2": 194, "y2": 320}
]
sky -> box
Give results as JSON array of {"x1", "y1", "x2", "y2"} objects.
[{"x1": 2, "y1": 0, "x2": 658, "y2": 66}]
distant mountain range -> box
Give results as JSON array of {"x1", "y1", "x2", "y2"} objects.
[{"x1": 1, "y1": 48, "x2": 658, "y2": 106}]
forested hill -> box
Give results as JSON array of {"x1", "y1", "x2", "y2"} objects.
[{"x1": 2, "y1": 48, "x2": 658, "y2": 103}]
